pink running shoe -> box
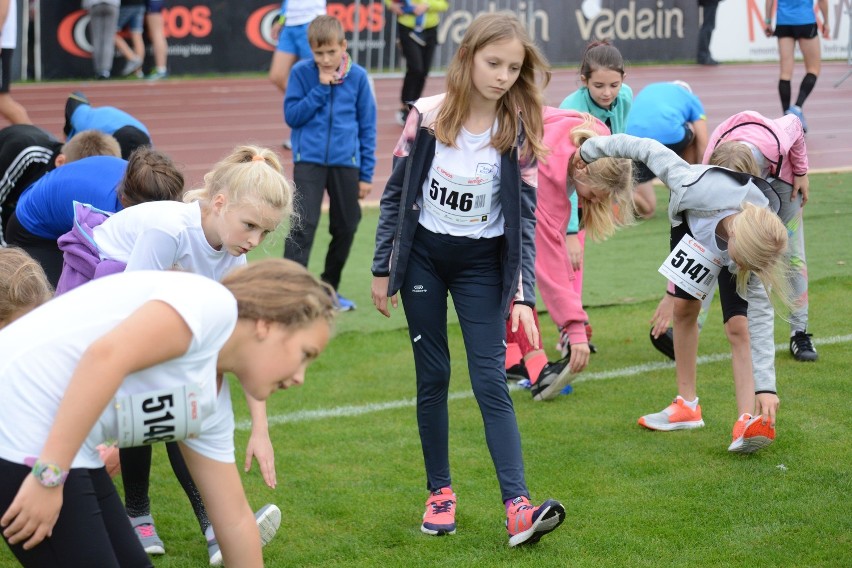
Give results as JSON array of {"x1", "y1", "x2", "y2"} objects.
[
  {"x1": 421, "y1": 487, "x2": 456, "y2": 536},
  {"x1": 506, "y1": 496, "x2": 565, "y2": 547}
]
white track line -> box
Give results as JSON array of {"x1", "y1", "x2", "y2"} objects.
[{"x1": 236, "y1": 334, "x2": 851, "y2": 430}]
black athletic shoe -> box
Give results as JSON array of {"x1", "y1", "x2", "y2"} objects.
[
  {"x1": 531, "y1": 356, "x2": 573, "y2": 401},
  {"x1": 506, "y1": 362, "x2": 529, "y2": 382},
  {"x1": 790, "y1": 331, "x2": 818, "y2": 362},
  {"x1": 650, "y1": 327, "x2": 675, "y2": 360}
]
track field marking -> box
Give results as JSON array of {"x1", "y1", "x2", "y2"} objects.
[{"x1": 236, "y1": 334, "x2": 851, "y2": 430}]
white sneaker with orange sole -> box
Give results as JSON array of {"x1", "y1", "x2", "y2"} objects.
[{"x1": 638, "y1": 396, "x2": 705, "y2": 431}]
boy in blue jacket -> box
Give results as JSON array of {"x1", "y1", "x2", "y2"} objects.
[{"x1": 284, "y1": 15, "x2": 376, "y2": 310}]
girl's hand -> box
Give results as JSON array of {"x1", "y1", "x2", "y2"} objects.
[
  {"x1": 821, "y1": 23, "x2": 830, "y2": 40},
  {"x1": 764, "y1": 23, "x2": 773, "y2": 37},
  {"x1": 650, "y1": 294, "x2": 674, "y2": 338},
  {"x1": 358, "y1": 181, "x2": 372, "y2": 199},
  {"x1": 793, "y1": 174, "x2": 809, "y2": 205},
  {"x1": 1, "y1": 475, "x2": 63, "y2": 549},
  {"x1": 511, "y1": 304, "x2": 540, "y2": 350},
  {"x1": 244, "y1": 430, "x2": 277, "y2": 489},
  {"x1": 568, "y1": 341, "x2": 590, "y2": 374},
  {"x1": 754, "y1": 392, "x2": 780, "y2": 428},
  {"x1": 565, "y1": 234, "x2": 583, "y2": 271},
  {"x1": 371, "y1": 276, "x2": 396, "y2": 318}
]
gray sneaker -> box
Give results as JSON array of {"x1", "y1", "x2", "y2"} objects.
[
  {"x1": 208, "y1": 503, "x2": 282, "y2": 566},
  {"x1": 129, "y1": 514, "x2": 165, "y2": 555}
]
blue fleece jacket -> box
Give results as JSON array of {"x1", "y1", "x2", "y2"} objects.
[{"x1": 284, "y1": 58, "x2": 377, "y2": 182}]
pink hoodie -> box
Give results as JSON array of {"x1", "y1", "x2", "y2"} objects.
[
  {"x1": 535, "y1": 107, "x2": 610, "y2": 346},
  {"x1": 703, "y1": 110, "x2": 807, "y2": 183}
]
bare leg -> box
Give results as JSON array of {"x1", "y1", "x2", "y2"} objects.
[
  {"x1": 673, "y1": 297, "x2": 701, "y2": 401},
  {"x1": 724, "y1": 315, "x2": 755, "y2": 417},
  {"x1": 632, "y1": 181, "x2": 656, "y2": 219},
  {"x1": 0, "y1": 94, "x2": 31, "y2": 124},
  {"x1": 145, "y1": 12, "x2": 168, "y2": 69},
  {"x1": 269, "y1": 51, "x2": 298, "y2": 94}
]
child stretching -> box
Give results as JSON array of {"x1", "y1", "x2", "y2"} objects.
[
  {"x1": 508, "y1": 108, "x2": 634, "y2": 401},
  {"x1": 371, "y1": 12, "x2": 565, "y2": 546},
  {"x1": 57, "y1": 145, "x2": 293, "y2": 564},
  {"x1": 579, "y1": 133, "x2": 791, "y2": 454},
  {"x1": 556, "y1": 41, "x2": 632, "y2": 356},
  {"x1": 0, "y1": 260, "x2": 335, "y2": 567},
  {"x1": 650, "y1": 110, "x2": 816, "y2": 363}
]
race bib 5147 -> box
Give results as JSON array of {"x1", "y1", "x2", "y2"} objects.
[{"x1": 658, "y1": 234, "x2": 724, "y2": 300}]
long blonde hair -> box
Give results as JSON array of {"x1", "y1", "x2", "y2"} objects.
[
  {"x1": 183, "y1": 145, "x2": 294, "y2": 227},
  {"x1": 434, "y1": 12, "x2": 551, "y2": 162},
  {"x1": 0, "y1": 248, "x2": 53, "y2": 327},
  {"x1": 221, "y1": 259, "x2": 336, "y2": 331},
  {"x1": 571, "y1": 115, "x2": 635, "y2": 241},
  {"x1": 729, "y1": 202, "x2": 792, "y2": 308}
]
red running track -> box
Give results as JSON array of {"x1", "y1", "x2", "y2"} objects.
[{"x1": 12, "y1": 61, "x2": 852, "y2": 203}]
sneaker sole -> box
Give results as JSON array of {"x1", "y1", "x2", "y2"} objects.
[
  {"x1": 637, "y1": 417, "x2": 705, "y2": 431},
  {"x1": 144, "y1": 544, "x2": 165, "y2": 555},
  {"x1": 532, "y1": 367, "x2": 575, "y2": 402},
  {"x1": 508, "y1": 500, "x2": 566, "y2": 547},
  {"x1": 256, "y1": 504, "x2": 282, "y2": 546},
  {"x1": 420, "y1": 523, "x2": 456, "y2": 536},
  {"x1": 649, "y1": 328, "x2": 675, "y2": 360},
  {"x1": 728, "y1": 416, "x2": 775, "y2": 453},
  {"x1": 209, "y1": 505, "x2": 281, "y2": 566}
]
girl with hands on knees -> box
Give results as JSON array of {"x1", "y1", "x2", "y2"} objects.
[
  {"x1": 0, "y1": 259, "x2": 335, "y2": 567},
  {"x1": 579, "y1": 133, "x2": 792, "y2": 453},
  {"x1": 371, "y1": 12, "x2": 565, "y2": 546},
  {"x1": 55, "y1": 145, "x2": 294, "y2": 563}
]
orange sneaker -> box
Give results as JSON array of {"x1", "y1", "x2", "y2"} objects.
[
  {"x1": 638, "y1": 396, "x2": 705, "y2": 431},
  {"x1": 506, "y1": 496, "x2": 565, "y2": 547},
  {"x1": 421, "y1": 488, "x2": 456, "y2": 536},
  {"x1": 728, "y1": 414, "x2": 775, "y2": 453}
]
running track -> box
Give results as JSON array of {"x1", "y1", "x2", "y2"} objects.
[{"x1": 13, "y1": 61, "x2": 852, "y2": 202}]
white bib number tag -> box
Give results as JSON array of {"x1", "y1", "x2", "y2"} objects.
[
  {"x1": 115, "y1": 385, "x2": 203, "y2": 448},
  {"x1": 658, "y1": 234, "x2": 724, "y2": 300},
  {"x1": 423, "y1": 165, "x2": 493, "y2": 225}
]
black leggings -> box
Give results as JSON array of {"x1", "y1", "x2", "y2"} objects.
[
  {"x1": 120, "y1": 441, "x2": 210, "y2": 534},
  {"x1": 0, "y1": 458, "x2": 152, "y2": 567}
]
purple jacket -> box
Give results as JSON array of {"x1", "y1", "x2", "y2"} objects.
[{"x1": 55, "y1": 202, "x2": 126, "y2": 295}]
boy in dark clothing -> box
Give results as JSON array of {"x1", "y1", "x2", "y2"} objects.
[{"x1": 283, "y1": 15, "x2": 376, "y2": 310}]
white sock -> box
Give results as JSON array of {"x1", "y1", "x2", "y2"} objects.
[
  {"x1": 677, "y1": 395, "x2": 699, "y2": 410},
  {"x1": 205, "y1": 525, "x2": 215, "y2": 541}
]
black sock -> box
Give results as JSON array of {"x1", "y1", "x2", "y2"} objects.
[
  {"x1": 795, "y1": 73, "x2": 818, "y2": 107},
  {"x1": 779, "y1": 80, "x2": 791, "y2": 111}
]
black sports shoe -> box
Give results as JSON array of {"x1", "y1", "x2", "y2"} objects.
[
  {"x1": 531, "y1": 356, "x2": 573, "y2": 401},
  {"x1": 650, "y1": 327, "x2": 675, "y2": 360},
  {"x1": 790, "y1": 331, "x2": 818, "y2": 361}
]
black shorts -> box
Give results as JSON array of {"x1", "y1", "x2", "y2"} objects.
[
  {"x1": 669, "y1": 219, "x2": 747, "y2": 323},
  {"x1": 774, "y1": 23, "x2": 818, "y2": 39},
  {"x1": 634, "y1": 126, "x2": 695, "y2": 184},
  {"x1": 0, "y1": 50, "x2": 13, "y2": 93}
]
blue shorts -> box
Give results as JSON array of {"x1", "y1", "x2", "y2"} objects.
[
  {"x1": 276, "y1": 23, "x2": 313, "y2": 58},
  {"x1": 146, "y1": 0, "x2": 165, "y2": 12},
  {"x1": 117, "y1": 5, "x2": 146, "y2": 33}
]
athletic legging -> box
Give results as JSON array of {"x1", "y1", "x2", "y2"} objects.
[
  {"x1": 0, "y1": 458, "x2": 152, "y2": 567},
  {"x1": 120, "y1": 442, "x2": 210, "y2": 534}
]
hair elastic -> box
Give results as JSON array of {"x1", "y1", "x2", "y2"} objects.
[{"x1": 251, "y1": 155, "x2": 265, "y2": 162}]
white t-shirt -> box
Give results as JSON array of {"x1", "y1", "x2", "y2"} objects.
[
  {"x1": 0, "y1": 271, "x2": 238, "y2": 469},
  {"x1": 418, "y1": 126, "x2": 504, "y2": 239},
  {"x1": 285, "y1": 0, "x2": 326, "y2": 26},
  {"x1": 93, "y1": 200, "x2": 246, "y2": 279},
  {"x1": 1, "y1": 0, "x2": 17, "y2": 50}
]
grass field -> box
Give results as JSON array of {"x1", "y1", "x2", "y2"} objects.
[{"x1": 2, "y1": 173, "x2": 849, "y2": 567}]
